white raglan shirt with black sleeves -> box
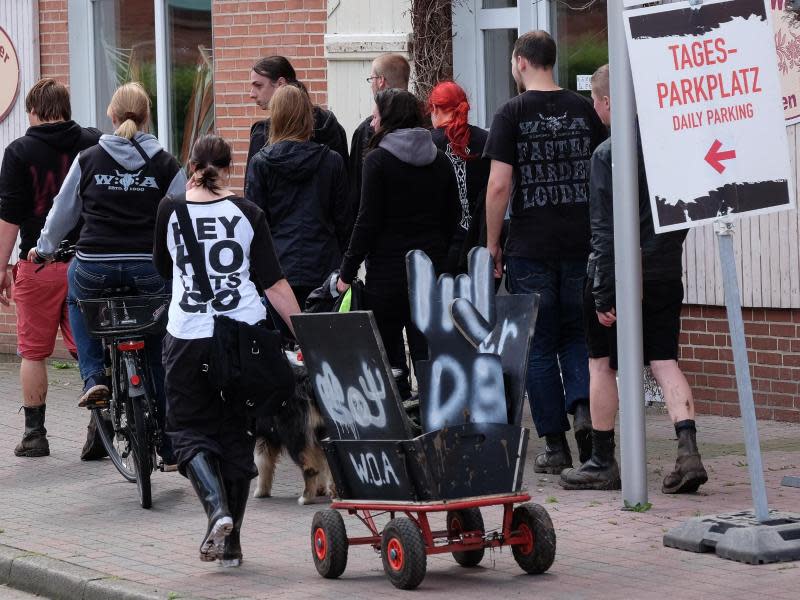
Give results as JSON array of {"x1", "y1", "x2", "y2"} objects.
[{"x1": 153, "y1": 195, "x2": 284, "y2": 340}]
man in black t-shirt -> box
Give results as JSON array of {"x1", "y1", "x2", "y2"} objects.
[
  {"x1": 484, "y1": 31, "x2": 608, "y2": 474},
  {"x1": 0, "y1": 79, "x2": 102, "y2": 459}
]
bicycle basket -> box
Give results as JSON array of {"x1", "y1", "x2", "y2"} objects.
[{"x1": 78, "y1": 295, "x2": 170, "y2": 338}]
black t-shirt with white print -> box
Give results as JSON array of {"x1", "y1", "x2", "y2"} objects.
[
  {"x1": 483, "y1": 89, "x2": 608, "y2": 260},
  {"x1": 153, "y1": 194, "x2": 284, "y2": 340}
]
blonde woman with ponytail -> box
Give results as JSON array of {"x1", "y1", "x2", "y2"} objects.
[{"x1": 34, "y1": 82, "x2": 187, "y2": 467}]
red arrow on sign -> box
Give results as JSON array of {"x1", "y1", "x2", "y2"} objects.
[{"x1": 705, "y1": 139, "x2": 736, "y2": 174}]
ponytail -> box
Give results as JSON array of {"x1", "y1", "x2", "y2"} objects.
[
  {"x1": 108, "y1": 83, "x2": 150, "y2": 140},
  {"x1": 428, "y1": 82, "x2": 474, "y2": 161}
]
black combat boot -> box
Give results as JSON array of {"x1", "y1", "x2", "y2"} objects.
[
  {"x1": 533, "y1": 432, "x2": 573, "y2": 474},
  {"x1": 560, "y1": 429, "x2": 621, "y2": 490},
  {"x1": 662, "y1": 420, "x2": 708, "y2": 494},
  {"x1": 221, "y1": 479, "x2": 251, "y2": 568},
  {"x1": 14, "y1": 405, "x2": 49, "y2": 457},
  {"x1": 185, "y1": 452, "x2": 233, "y2": 561},
  {"x1": 572, "y1": 400, "x2": 593, "y2": 464}
]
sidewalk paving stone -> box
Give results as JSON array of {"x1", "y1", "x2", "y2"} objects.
[{"x1": 0, "y1": 361, "x2": 798, "y2": 599}]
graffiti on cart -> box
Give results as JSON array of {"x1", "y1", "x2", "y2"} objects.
[
  {"x1": 348, "y1": 450, "x2": 401, "y2": 487},
  {"x1": 314, "y1": 360, "x2": 387, "y2": 439}
]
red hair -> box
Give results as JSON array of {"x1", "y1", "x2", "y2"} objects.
[{"x1": 428, "y1": 81, "x2": 473, "y2": 160}]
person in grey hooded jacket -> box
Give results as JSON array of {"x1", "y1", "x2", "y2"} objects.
[
  {"x1": 33, "y1": 83, "x2": 186, "y2": 465},
  {"x1": 337, "y1": 89, "x2": 460, "y2": 396}
]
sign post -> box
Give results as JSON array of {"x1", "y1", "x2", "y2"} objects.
[
  {"x1": 624, "y1": 0, "x2": 800, "y2": 563},
  {"x1": 609, "y1": 0, "x2": 648, "y2": 509}
]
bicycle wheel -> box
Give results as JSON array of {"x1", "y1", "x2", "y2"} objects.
[
  {"x1": 127, "y1": 396, "x2": 153, "y2": 509},
  {"x1": 91, "y1": 407, "x2": 136, "y2": 482}
]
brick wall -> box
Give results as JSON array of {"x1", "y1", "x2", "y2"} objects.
[
  {"x1": 39, "y1": 0, "x2": 70, "y2": 84},
  {"x1": 679, "y1": 306, "x2": 800, "y2": 423},
  {"x1": 0, "y1": 3, "x2": 72, "y2": 362},
  {"x1": 212, "y1": 0, "x2": 328, "y2": 192}
]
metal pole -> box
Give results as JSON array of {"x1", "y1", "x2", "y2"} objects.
[
  {"x1": 715, "y1": 220, "x2": 770, "y2": 522},
  {"x1": 608, "y1": 0, "x2": 647, "y2": 507},
  {"x1": 154, "y1": 0, "x2": 171, "y2": 152}
]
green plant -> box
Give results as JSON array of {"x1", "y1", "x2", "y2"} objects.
[
  {"x1": 52, "y1": 361, "x2": 74, "y2": 369},
  {"x1": 167, "y1": 593, "x2": 181, "y2": 600},
  {"x1": 623, "y1": 500, "x2": 653, "y2": 513},
  {"x1": 546, "y1": 496, "x2": 558, "y2": 504}
]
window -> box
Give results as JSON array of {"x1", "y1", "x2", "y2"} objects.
[
  {"x1": 550, "y1": 0, "x2": 608, "y2": 94},
  {"x1": 87, "y1": 0, "x2": 213, "y2": 165}
]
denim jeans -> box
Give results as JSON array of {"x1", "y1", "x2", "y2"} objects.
[
  {"x1": 67, "y1": 259, "x2": 173, "y2": 460},
  {"x1": 506, "y1": 256, "x2": 590, "y2": 437}
]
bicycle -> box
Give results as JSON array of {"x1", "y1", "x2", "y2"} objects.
[{"x1": 77, "y1": 292, "x2": 171, "y2": 509}]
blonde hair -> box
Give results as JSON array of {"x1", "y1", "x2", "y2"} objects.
[
  {"x1": 591, "y1": 64, "x2": 610, "y2": 99},
  {"x1": 268, "y1": 85, "x2": 313, "y2": 145},
  {"x1": 108, "y1": 82, "x2": 150, "y2": 139}
]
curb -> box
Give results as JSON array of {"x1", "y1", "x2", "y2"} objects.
[{"x1": 0, "y1": 543, "x2": 207, "y2": 600}]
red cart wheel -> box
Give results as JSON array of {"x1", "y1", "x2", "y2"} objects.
[
  {"x1": 311, "y1": 510, "x2": 348, "y2": 579},
  {"x1": 447, "y1": 508, "x2": 485, "y2": 567},
  {"x1": 381, "y1": 517, "x2": 427, "y2": 590},
  {"x1": 511, "y1": 503, "x2": 556, "y2": 574}
]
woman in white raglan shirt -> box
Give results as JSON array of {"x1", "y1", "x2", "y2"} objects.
[{"x1": 153, "y1": 134, "x2": 300, "y2": 567}]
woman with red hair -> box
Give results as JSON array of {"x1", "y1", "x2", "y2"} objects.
[{"x1": 428, "y1": 81, "x2": 491, "y2": 273}]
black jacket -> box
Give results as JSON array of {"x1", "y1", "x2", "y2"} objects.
[
  {"x1": 0, "y1": 121, "x2": 101, "y2": 258},
  {"x1": 245, "y1": 106, "x2": 349, "y2": 180},
  {"x1": 245, "y1": 140, "x2": 350, "y2": 288},
  {"x1": 340, "y1": 129, "x2": 461, "y2": 292},
  {"x1": 431, "y1": 125, "x2": 490, "y2": 272},
  {"x1": 36, "y1": 133, "x2": 186, "y2": 260},
  {"x1": 588, "y1": 137, "x2": 687, "y2": 313},
  {"x1": 347, "y1": 116, "x2": 373, "y2": 215}
]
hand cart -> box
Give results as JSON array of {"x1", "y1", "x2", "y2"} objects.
[{"x1": 311, "y1": 491, "x2": 555, "y2": 590}]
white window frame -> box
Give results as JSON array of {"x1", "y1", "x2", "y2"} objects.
[
  {"x1": 453, "y1": 1, "x2": 549, "y2": 128},
  {"x1": 68, "y1": 0, "x2": 171, "y2": 151}
]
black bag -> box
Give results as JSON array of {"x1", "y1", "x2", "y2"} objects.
[{"x1": 174, "y1": 199, "x2": 295, "y2": 418}]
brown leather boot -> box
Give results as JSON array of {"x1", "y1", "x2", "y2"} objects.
[
  {"x1": 14, "y1": 405, "x2": 49, "y2": 457},
  {"x1": 662, "y1": 420, "x2": 708, "y2": 494}
]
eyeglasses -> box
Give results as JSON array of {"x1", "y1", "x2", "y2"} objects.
[{"x1": 366, "y1": 75, "x2": 382, "y2": 84}]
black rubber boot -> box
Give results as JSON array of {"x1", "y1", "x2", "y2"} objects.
[
  {"x1": 533, "y1": 432, "x2": 573, "y2": 474},
  {"x1": 221, "y1": 479, "x2": 251, "y2": 568},
  {"x1": 662, "y1": 420, "x2": 708, "y2": 494},
  {"x1": 560, "y1": 429, "x2": 621, "y2": 490},
  {"x1": 572, "y1": 400, "x2": 593, "y2": 464},
  {"x1": 185, "y1": 452, "x2": 234, "y2": 562},
  {"x1": 80, "y1": 413, "x2": 109, "y2": 461},
  {"x1": 14, "y1": 405, "x2": 49, "y2": 457}
]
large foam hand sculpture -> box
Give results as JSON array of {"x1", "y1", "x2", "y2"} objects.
[{"x1": 406, "y1": 247, "x2": 507, "y2": 432}]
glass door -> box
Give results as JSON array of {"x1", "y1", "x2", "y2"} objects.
[{"x1": 550, "y1": 0, "x2": 609, "y2": 96}]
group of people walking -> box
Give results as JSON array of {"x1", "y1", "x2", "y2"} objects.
[{"x1": 1, "y1": 28, "x2": 707, "y2": 568}]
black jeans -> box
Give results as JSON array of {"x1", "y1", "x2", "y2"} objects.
[{"x1": 364, "y1": 287, "x2": 427, "y2": 399}]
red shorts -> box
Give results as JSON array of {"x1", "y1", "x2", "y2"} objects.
[{"x1": 12, "y1": 259, "x2": 76, "y2": 360}]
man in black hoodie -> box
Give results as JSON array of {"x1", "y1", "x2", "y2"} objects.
[
  {"x1": 0, "y1": 79, "x2": 102, "y2": 459},
  {"x1": 245, "y1": 56, "x2": 348, "y2": 177}
]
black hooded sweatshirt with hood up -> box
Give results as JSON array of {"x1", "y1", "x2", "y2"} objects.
[
  {"x1": 245, "y1": 106, "x2": 349, "y2": 181},
  {"x1": 0, "y1": 120, "x2": 101, "y2": 258},
  {"x1": 244, "y1": 139, "x2": 350, "y2": 289}
]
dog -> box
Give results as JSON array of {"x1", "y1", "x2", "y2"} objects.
[{"x1": 253, "y1": 357, "x2": 335, "y2": 505}]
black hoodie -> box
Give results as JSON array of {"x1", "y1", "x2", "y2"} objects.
[
  {"x1": 244, "y1": 140, "x2": 350, "y2": 288},
  {"x1": 0, "y1": 121, "x2": 101, "y2": 258},
  {"x1": 245, "y1": 106, "x2": 349, "y2": 182}
]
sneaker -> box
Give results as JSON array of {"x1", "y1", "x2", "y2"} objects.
[{"x1": 77, "y1": 375, "x2": 111, "y2": 409}]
